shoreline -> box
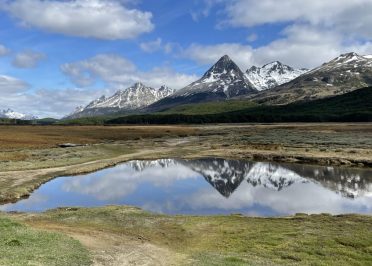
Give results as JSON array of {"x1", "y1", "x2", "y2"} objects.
[
  {"x1": 0, "y1": 123, "x2": 371, "y2": 205},
  {"x1": 0, "y1": 144, "x2": 371, "y2": 205}
]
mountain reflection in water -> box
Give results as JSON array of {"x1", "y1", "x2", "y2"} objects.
[{"x1": 1, "y1": 158, "x2": 371, "y2": 216}]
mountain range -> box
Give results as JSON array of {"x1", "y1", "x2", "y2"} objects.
[
  {"x1": 67, "y1": 82, "x2": 175, "y2": 119},
  {"x1": 245, "y1": 61, "x2": 308, "y2": 91},
  {"x1": 248, "y1": 52, "x2": 372, "y2": 104},
  {"x1": 64, "y1": 52, "x2": 372, "y2": 119},
  {"x1": 0, "y1": 109, "x2": 37, "y2": 120}
]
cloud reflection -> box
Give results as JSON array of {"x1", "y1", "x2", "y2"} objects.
[{"x1": 2, "y1": 158, "x2": 372, "y2": 216}]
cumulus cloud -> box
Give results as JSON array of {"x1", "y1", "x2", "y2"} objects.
[
  {"x1": 0, "y1": 85, "x2": 111, "y2": 118},
  {"x1": 0, "y1": 44, "x2": 10, "y2": 56},
  {"x1": 61, "y1": 54, "x2": 137, "y2": 87},
  {"x1": 0, "y1": 74, "x2": 29, "y2": 93},
  {"x1": 12, "y1": 51, "x2": 45, "y2": 68},
  {"x1": 186, "y1": 0, "x2": 372, "y2": 69},
  {"x1": 61, "y1": 54, "x2": 198, "y2": 89},
  {"x1": 3, "y1": 0, "x2": 154, "y2": 40},
  {"x1": 182, "y1": 24, "x2": 372, "y2": 69},
  {"x1": 221, "y1": 0, "x2": 372, "y2": 38}
]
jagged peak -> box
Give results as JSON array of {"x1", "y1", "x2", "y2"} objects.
[
  {"x1": 332, "y1": 52, "x2": 365, "y2": 63},
  {"x1": 263, "y1": 61, "x2": 282, "y2": 67},
  {"x1": 219, "y1": 54, "x2": 232, "y2": 62},
  {"x1": 203, "y1": 54, "x2": 243, "y2": 78},
  {"x1": 340, "y1": 52, "x2": 359, "y2": 58},
  {"x1": 132, "y1": 82, "x2": 146, "y2": 89}
]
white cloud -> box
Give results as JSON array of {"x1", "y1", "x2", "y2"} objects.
[
  {"x1": 0, "y1": 44, "x2": 10, "y2": 56},
  {"x1": 182, "y1": 24, "x2": 372, "y2": 69},
  {"x1": 3, "y1": 0, "x2": 154, "y2": 40},
  {"x1": 0, "y1": 74, "x2": 29, "y2": 93},
  {"x1": 221, "y1": 0, "x2": 372, "y2": 38},
  {"x1": 61, "y1": 54, "x2": 198, "y2": 90},
  {"x1": 186, "y1": 0, "x2": 372, "y2": 69},
  {"x1": 61, "y1": 54, "x2": 137, "y2": 87},
  {"x1": 12, "y1": 51, "x2": 45, "y2": 68},
  {"x1": 0, "y1": 85, "x2": 110, "y2": 118}
]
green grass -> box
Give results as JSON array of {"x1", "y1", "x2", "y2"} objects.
[
  {"x1": 0, "y1": 216, "x2": 90, "y2": 266},
  {"x1": 158, "y1": 100, "x2": 258, "y2": 115},
  {"x1": 26, "y1": 206, "x2": 372, "y2": 265}
]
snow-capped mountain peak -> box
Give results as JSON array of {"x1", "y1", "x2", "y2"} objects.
[
  {"x1": 246, "y1": 61, "x2": 308, "y2": 91},
  {"x1": 171, "y1": 55, "x2": 257, "y2": 99},
  {"x1": 66, "y1": 82, "x2": 175, "y2": 119},
  {"x1": 0, "y1": 108, "x2": 37, "y2": 120}
]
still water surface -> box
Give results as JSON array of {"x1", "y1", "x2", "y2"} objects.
[{"x1": 1, "y1": 158, "x2": 371, "y2": 216}]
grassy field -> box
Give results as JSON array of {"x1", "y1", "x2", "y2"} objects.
[
  {"x1": 5, "y1": 206, "x2": 372, "y2": 265},
  {"x1": 0, "y1": 125, "x2": 197, "y2": 150},
  {"x1": 0, "y1": 216, "x2": 90, "y2": 266}
]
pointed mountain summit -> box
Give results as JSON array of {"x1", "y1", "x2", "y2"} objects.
[
  {"x1": 66, "y1": 82, "x2": 175, "y2": 119},
  {"x1": 246, "y1": 61, "x2": 308, "y2": 90},
  {"x1": 246, "y1": 52, "x2": 372, "y2": 104},
  {"x1": 148, "y1": 55, "x2": 257, "y2": 110}
]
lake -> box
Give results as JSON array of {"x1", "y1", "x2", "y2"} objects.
[{"x1": 1, "y1": 158, "x2": 371, "y2": 216}]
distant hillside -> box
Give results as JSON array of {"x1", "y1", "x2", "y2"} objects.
[
  {"x1": 159, "y1": 100, "x2": 258, "y2": 115},
  {"x1": 106, "y1": 87, "x2": 372, "y2": 124},
  {"x1": 248, "y1": 52, "x2": 372, "y2": 105}
]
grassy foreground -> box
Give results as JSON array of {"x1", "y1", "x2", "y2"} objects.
[
  {"x1": 0, "y1": 216, "x2": 90, "y2": 266},
  {"x1": 5, "y1": 206, "x2": 372, "y2": 265}
]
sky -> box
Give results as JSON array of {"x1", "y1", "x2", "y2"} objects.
[{"x1": 0, "y1": 0, "x2": 372, "y2": 118}]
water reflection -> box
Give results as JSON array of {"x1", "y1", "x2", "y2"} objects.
[{"x1": 1, "y1": 158, "x2": 371, "y2": 216}]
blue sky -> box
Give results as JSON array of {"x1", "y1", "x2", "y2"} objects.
[{"x1": 0, "y1": 0, "x2": 371, "y2": 118}]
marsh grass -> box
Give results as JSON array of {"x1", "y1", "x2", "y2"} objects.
[
  {"x1": 0, "y1": 216, "x2": 90, "y2": 266},
  {"x1": 21, "y1": 206, "x2": 372, "y2": 265}
]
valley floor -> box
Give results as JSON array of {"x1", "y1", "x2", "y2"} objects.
[
  {"x1": 0, "y1": 123, "x2": 371, "y2": 204},
  {"x1": 0, "y1": 123, "x2": 371, "y2": 265}
]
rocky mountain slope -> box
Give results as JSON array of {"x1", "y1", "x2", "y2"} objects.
[
  {"x1": 0, "y1": 108, "x2": 37, "y2": 120},
  {"x1": 66, "y1": 82, "x2": 175, "y2": 119},
  {"x1": 247, "y1": 52, "x2": 372, "y2": 104},
  {"x1": 246, "y1": 61, "x2": 308, "y2": 90},
  {"x1": 148, "y1": 55, "x2": 257, "y2": 111}
]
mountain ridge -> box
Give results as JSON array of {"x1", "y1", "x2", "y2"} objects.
[
  {"x1": 66, "y1": 82, "x2": 175, "y2": 119},
  {"x1": 245, "y1": 61, "x2": 308, "y2": 91},
  {"x1": 147, "y1": 55, "x2": 257, "y2": 111},
  {"x1": 246, "y1": 52, "x2": 372, "y2": 104},
  {"x1": 0, "y1": 108, "x2": 37, "y2": 120}
]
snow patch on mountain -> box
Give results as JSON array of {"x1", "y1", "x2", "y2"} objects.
[
  {"x1": 171, "y1": 55, "x2": 257, "y2": 99},
  {"x1": 86, "y1": 83, "x2": 175, "y2": 110},
  {"x1": 0, "y1": 108, "x2": 37, "y2": 120},
  {"x1": 67, "y1": 82, "x2": 175, "y2": 118},
  {"x1": 246, "y1": 61, "x2": 308, "y2": 91}
]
